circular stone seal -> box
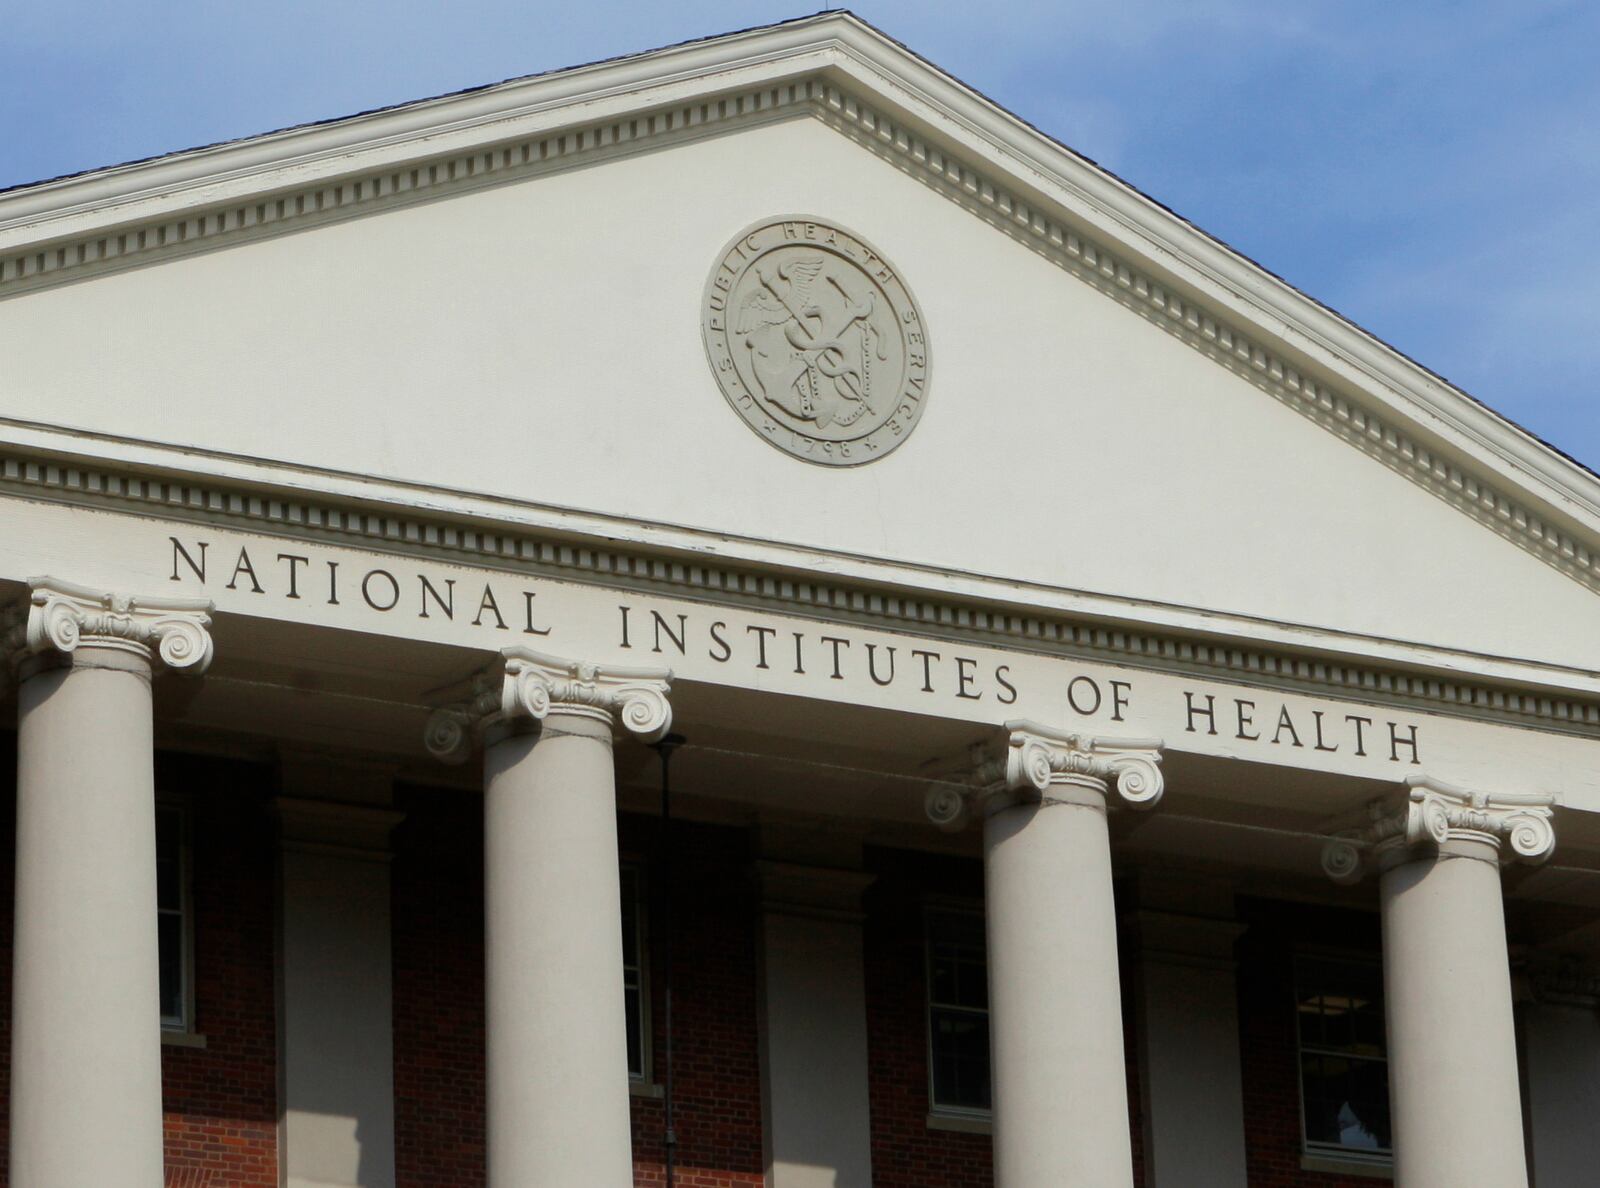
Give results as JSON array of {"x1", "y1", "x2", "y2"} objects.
[{"x1": 702, "y1": 217, "x2": 929, "y2": 466}]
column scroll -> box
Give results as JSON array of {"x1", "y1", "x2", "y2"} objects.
[{"x1": 424, "y1": 646, "x2": 671, "y2": 761}]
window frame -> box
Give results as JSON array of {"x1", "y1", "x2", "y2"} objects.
[
  {"x1": 1292, "y1": 950, "x2": 1393, "y2": 1167},
  {"x1": 620, "y1": 860, "x2": 653, "y2": 1086},
  {"x1": 155, "y1": 796, "x2": 197, "y2": 1036},
  {"x1": 923, "y1": 901, "x2": 992, "y2": 1120}
]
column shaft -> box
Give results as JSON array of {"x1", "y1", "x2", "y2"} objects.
[
  {"x1": 11, "y1": 651, "x2": 166, "y2": 1187},
  {"x1": 1380, "y1": 839, "x2": 1528, "y2": 1188},
  {"x1": 484, "y1": 711, "x2": 634, "y2": 1187},
  {"x1": 985, "y1": 782, "x2": 1133, "y2": 1188}
]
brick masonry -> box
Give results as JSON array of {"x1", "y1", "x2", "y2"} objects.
[{"x1": 157, "y1": 756, "x2": 279, "y2": 1188}]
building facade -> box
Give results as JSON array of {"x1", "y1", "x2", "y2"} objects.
[{"x1": 1, "y1": 13, "x2": 1598, "y2": 1188}]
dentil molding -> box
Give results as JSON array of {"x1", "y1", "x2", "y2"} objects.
[
  {"x1": 3, "y1": 576, "x2": 214, "y2": 673},
  {"x1": 1321, "y1": 774, "x2": 1557, "y2": 884},
  {"x1": 924, "y1": 720, "x2": 1164, "y2": 829},
  {"x1": 423, "y1": 646, "x2": 672, "y2": 762}
]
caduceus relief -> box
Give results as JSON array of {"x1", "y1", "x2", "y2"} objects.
[{"x1": 736, "y1": 255, "x2": 889, "y2": 429}]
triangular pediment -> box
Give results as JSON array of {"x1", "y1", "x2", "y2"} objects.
[{"x1": 1, "y1": 13, "x2": 1597, "y2": 685}]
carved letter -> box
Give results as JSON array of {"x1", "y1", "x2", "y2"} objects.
[
  {"x1": 362, "y1": 570, "x2": 400, "y2": 611},
  {"x1": 1389, "y1": 723, "x2": 1421, "y2": 765},
  {"x1": 170, "y1": 538, "x2": 208, "y2": 584},
  {"x1": 821, "y1": 636, "x2": 850, "y2": 680},
  {"x1": 277, "y1": 554, "x2": 309, "y2": 600},
  {"x1": 995, "y1": 665, "x2": 1018, "y2": 705},
  {"x1": 227, "y1": 548, "x2": 264, "y2": 594},
  {"x1": 521, "y1": 592, "x2": 551, "y2": 636},
  {"x1": 747, "y1": 625, "x2": 775, "y2": 669},
  {"x1": 473, "y1": 586, "x2": 508, "y2": 630},
  {"x1": 866, "y1": 644, "x2": 896, "y2": 687},
  {"x1": 1345, "y1": 715, "x2": 1372, "y2": 757},
  {"x1": 419, "y1": 576, "x2": 455, "y2": 620},
  {"x1": 1272, "y1": 705, "x2": 1303, "y2": 748},
  {"x1": 1067, "y1": 676, "x2": 1102, "y2": 716},
  {"x1": 1184, "y1": 692, "x2": 1217, "y2": 735},
  {"x1": 708, "y1": 621, "x2": 732, "y2": 662},
  {"x1": 651, "y1": 612, "x2": 688, "y2": 656},
  {"x1": 1234, "y1": 699, "x2": 1260, "y2": 741}
]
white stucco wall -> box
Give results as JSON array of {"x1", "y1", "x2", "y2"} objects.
[{"x1": 2, "y1": 115, "x2": 1595, "y2": 670}]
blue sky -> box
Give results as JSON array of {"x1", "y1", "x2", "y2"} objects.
[{"x1": 7, "y1": 2, "x2": 1598, "y2": 470}]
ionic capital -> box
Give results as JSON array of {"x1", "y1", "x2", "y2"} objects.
[
  {"x1": 1322, "y1": 774, "x2": 1556, "y2": 885},
  {"x1": 926, "y1": 722, "x2": 1165, "y2": 828},
  {"x1": 1000, "y1": 720, "x2": 1165, "y2": 808},
  {"x1": 424, "y1": 646, "x2": 672, "y2": 763},
  {"x1": 4, "y1": 577, "x2": 214, "y2": 674}
]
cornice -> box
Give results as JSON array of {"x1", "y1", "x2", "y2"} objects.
[{"x1": 3, "y1": 439, "x2": 1600, "y2": 738}]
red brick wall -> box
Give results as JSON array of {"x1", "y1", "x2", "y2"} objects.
[
  {"x1": 390, "y1": 787, "x2": 765, "y2": 1188},
  {"x1": 158, "y1": 756, "x2": 279, "y2": 1188},
  {"x1": 391, "y1": 783, "x2": 487, "y2": 1187},
  {"x1": 623, "y1": 815, "x2": 763, "y2": 1187},
  {"x1": 1237, "y1": 898, "x2": 1387, "y2": 1188}
]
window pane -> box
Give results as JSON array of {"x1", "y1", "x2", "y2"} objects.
[
  {"x1": 619, "y1": 867, "x2": 639, "y2": 971},
  {"x1": 928, "y1": 910, "x2": 987, "y2": 1010},
  {"x1": 158, "y1": 910, "x2": 183, "y2": 1024},
  {"x1": 1296, "y1": 957, "x2": 1391, "y2": 1156},
  {"x1": 927, "y1": 908, "x2": 990, "y2": 1112},
  {"x1": 930, "y1": 1008, "x2": 991, "y2": 1111},
  {"x1": 1302, "y1": 1053, "x2": 1391, "y2": 1151},
  {"x1": 155, "y1": 809, "x2": 180, "y2": 911},
  {"x1": 625, "y1": 986, "x2": 643, "y2": 1078}
]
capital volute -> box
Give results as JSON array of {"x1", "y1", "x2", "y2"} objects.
[
  {"x1": 925, "y1": 723, "x2": 1165, "y2": 829},
  {"x1": 4, "y1": 577, "x2": 214, "y2": 675},
  {"x1": 1000, "y1": 720, "x2": 1165, "y2": 809},
  {"x1": 424, "y1": 646, "x2": 672, "y2": 763},
  {"x1": 1322, "y1": 774, "x2": 1556, "y2": 885}
]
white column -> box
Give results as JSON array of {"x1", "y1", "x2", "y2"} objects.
[
  {"x1": 1324, "y1": 775, "x2": 1555, "y2": 1188},
  {"x1": 427, "y1": 647, "x2": 671, "y2": 1188},
  {"x1": 981, "y1": 723, "x2": 1163, "y2": 1188},
  {"x1": 6, "y1": 578, "x2": 213, "y2": 1188},
  {"x1": 276, "y1": 764, "x2": 403, "y2": 1188}
]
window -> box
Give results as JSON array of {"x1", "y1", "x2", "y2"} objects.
[
  {"x1": 156, "y1": 803, "x2": 193, "y2": 1032},
  {"x1": 1295, "y1": 955, "x2": 1391, "y2": 1160},
  {"x1": 620, "y1": 864, "x2": 649, "y2": 1080},
  {"x1": 925, "y1": 906, "x2": 990, "y2": 1114}
]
